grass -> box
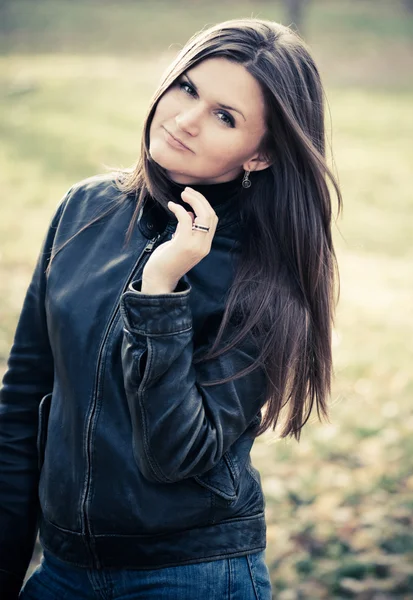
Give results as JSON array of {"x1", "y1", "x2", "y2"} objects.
[
  {"x1": 1, "y1": 1, "x2": 413, "y2": 597},
  {"x1": 1, "y1": 1, "x2": 412, "y2": 53}
]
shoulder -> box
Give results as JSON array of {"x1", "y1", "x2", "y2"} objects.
[
  {"x1": 48, "y1": 172, "x2": 134, "y2": 244},
  {"x1": 59, "y1": 171, "x2": 131, "y2": 221},
  {"x1": 67, "y1": 172, "x2": 125, "y2": 205}
]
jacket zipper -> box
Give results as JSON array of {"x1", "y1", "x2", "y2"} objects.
[
  {"x1": 144, "y1": 237, "x2": 159, "y2": 252},
  {"x1": 80, "y1": 232, "x2": 162, "y2": 568}
]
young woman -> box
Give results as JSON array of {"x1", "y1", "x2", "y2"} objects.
[{"x1": 0, "y1": 18, "x2": 341, "y2": 600}]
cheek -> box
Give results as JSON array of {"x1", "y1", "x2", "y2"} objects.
[
  {"x1": 203, "y1": 133, "x2": 252, "y2": 166},
  {"x1": 149, "y1": 98, "x2": 173, "y2": 144},
  {"x1": 153, "y1": 93, "x2": 181, "y2": 124}
]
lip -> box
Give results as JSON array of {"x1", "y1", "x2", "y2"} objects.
[{"x1": 162, "y1": 127, "x2": 192, "y2": 152}]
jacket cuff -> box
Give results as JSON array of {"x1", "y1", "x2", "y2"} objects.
[
  {"x1": 0, "y1": 568, "x2": 23, "y2": 600},
  {"x1": 120, "y1": 278, "x2": 192, "y2": 335}
]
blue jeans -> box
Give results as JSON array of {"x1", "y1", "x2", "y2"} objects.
[{"x1": 19, "y1": 549, "x2": 272, "y2": 599}]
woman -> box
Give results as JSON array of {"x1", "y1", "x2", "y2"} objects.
[{"x1": 0, "y1": 18, "x2": 341, "y2": 600}]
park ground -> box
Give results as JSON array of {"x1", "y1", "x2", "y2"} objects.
[{"x1": 1, "y1": 1, "x2": 413, "y2": 597}]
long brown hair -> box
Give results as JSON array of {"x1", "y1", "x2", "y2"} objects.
[
  {"x1": 117, "y1": 18, "x2": 342, "y2": 440},
  {"x1": 48, "y1": 19, "x2": 341, "y2": 440}
]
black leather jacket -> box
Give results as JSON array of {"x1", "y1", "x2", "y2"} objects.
[{"x1": 0, "y1": 174, "x2": 267, "y2": 598}]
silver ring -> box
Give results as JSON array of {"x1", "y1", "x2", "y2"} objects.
[{"x1": 192, "y1": 224, "x2": 210, "y2": 233}]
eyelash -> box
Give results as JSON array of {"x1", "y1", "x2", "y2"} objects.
[{"x1": 178, "y1": 80, "x2": 235, "y2": 128}]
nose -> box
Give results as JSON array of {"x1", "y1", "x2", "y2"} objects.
[{"x1": 175, "y1": 105, "x2": 203, "y2": 136}]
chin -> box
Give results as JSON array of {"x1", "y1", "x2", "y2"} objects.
[
  {"x1": 148, "y1": 148, "x2": 193, "y2": 182},
  {"x1": 148, "y1": 142, "x2": 167, "y2": 167},
  {"x1": 149, "y1": 142, "x2": 181, "y2": 171}
]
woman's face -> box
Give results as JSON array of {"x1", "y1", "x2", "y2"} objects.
[{"x1": 149, "y1": 57, "x2": 269, "y2": 184}]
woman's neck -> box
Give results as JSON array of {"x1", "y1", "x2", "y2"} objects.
[{"x1": 166, "y1": 172, "x2": 244, "y2": 209}]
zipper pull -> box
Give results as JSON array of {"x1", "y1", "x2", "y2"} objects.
[{"x1": 144, "y1": 234, "x2": 160, "y2": 252}]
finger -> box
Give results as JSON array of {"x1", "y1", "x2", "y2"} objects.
[
  {"x1": 186, "y1": 189, "x2": 218, "y2": 226},
  {"x1": 167, "y1": 202, "x2": 195, "y2": 222},
  {"x1": 181, "y1": 188, "x2": 216, "y2": 221},
  {"x1": 167, "y1": 202, "x2": 194, "y2": 233}
]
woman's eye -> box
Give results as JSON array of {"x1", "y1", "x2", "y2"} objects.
[
  {"x1": 177, "y1": 80, "x2": 235, "y2": 128},
  {"x1": 179, "y1": 81, "x2": 197, "y2": 97},
  {"x1": 217, "y1": 111, "x2": 235, "y2": 128}
]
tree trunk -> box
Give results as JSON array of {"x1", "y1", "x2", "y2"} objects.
[
  {"x1": 0, "y1": 0, "x2": 12, "y2": 33},
  {"x1": 284, "y1": 0, "x2": 309, "y2": 36},
  {"x1": 403, "y1": 0, "x2": 413, "y2": 12}
]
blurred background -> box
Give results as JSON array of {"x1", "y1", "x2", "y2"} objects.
[{"x1": 0, "y1": 1, "x2": 412, "y2": 598}]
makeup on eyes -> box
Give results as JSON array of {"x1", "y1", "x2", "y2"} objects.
[{"x1": 177, "y1": 76, "x2": 238, "y2": 128}]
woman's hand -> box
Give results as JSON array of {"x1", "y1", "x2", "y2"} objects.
[{"x1": 141, "y1": 187, "x2": 219, "y2": 294}]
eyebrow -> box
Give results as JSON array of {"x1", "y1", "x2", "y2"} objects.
[{"x1": 184, "y1": 73, "x2": 246, "y2": 122}]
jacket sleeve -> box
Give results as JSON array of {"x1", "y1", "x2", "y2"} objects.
[
  {"x1": 0, "y1": 193, "x2": 70, "y2": 599},
  {"x1": 120, "y1": 276, "x2": 267, "y2": 484}
]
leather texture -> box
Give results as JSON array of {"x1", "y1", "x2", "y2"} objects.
[{"x1": 0, "y1": 174, "x2": 267, "y2": 598}]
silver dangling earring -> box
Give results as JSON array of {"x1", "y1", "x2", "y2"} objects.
[{"x1": 242, "y1": 170, "x2": 251, "y2": 189}]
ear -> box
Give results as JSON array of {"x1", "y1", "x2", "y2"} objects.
[{"x1": 242, "y1": 152, "x2": 272, "y2": 173}]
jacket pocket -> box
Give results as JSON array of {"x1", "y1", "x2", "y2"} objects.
[
  {"x1": 246, "y1": 459, "x2": 263, "y2": 494},
  {"x1": 193, "y1": 414, "x2": 261, "y2": 504},
  {"x1": 194, "y1": 451, "x2": 239, "y2": 503},
  {"x1": 37, "y1": 392, "x2": 52, "y2": 470}
]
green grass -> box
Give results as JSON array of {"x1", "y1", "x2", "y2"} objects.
[
  {"x1": 1, "y1": 0, "x2": 412, "y2": 53},
  {"x1": 1, "y1": 0, "x2": 413, "y2": 88},
  {"x1": 1, "y1": 1, "x2": 413, "y2": 596}
]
